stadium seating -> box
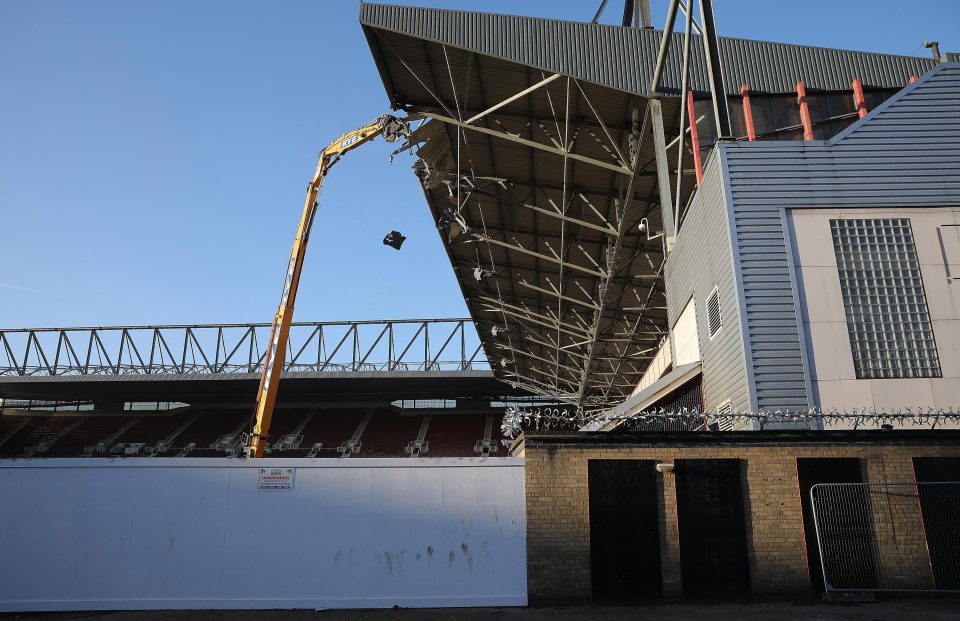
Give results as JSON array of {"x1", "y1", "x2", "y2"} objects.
[
  {"x1": 0, "y1": 414, "x2": 28, "y2": 441},
  {"x1": 0, "y1": 408, "x2": 521, "y2": 458},
  {"x1": 114, "y1": 412, "x2": 189, "y2": 445},
  {"x1": 160, "y1": 410, "x2": 251, "y2": 457},
  {"x1": 0, "y1": 415, "x2": 83, "y2": 457},
  {"x1": 288, "y1": 408, "x2": 363, "y2": 456},
  {"x1": 357, "y1": 409, "x2": 423, "y2": 457},
  {"x1": 42, "y1": 416, "x2": 138, "y2": 457},
  {"x1": 423, "y1": 413, "x2": 486, "y2": 457}
]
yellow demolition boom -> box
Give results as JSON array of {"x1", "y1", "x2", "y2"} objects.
[{"x1": 247, "y1": 114, "x2": 408, "y2": 458}]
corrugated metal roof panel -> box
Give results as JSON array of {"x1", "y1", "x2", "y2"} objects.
[{"x1": 360, "y1": 3, "x2": 935, "y2": 95}]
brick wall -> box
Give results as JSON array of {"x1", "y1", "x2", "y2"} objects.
[{"x1": 517, "y1": 434, "x2": 960, "y2": 601}]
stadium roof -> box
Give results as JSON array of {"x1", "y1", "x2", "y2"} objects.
[{"x1": 361, "y1": 3, "x2": 944, "y2": 98}]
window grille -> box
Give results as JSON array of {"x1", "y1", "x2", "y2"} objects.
[
  {"x1": 706, "y1": 287, "x2": 723, "y2": 339},
  {"x1": 830, "y1": 218, "x2": 941, "y2": 379}
]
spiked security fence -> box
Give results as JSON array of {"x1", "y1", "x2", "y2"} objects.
[{"x1": 501, "y1": 406, "x2": 960, "y2": 437}]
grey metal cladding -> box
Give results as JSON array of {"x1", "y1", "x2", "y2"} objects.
[
  {"x1": 360, "y1": 3, "x2": 935, "y2": 95},
  {"x1": 666, "y1": 151, "x2": 750, "y2": 413},
  {"x1": 721, "y1": 63, "x2": 960, "y2": 412}
]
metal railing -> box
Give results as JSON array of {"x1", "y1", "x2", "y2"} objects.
[
  {"x1": 811, "y1": 482, "x2": 960, "y2": 593},
  {"x1": 0, "y1": 319, "x2": 488, "y2": 377}
]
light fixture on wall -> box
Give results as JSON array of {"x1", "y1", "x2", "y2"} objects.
[{"x1": 656, "y1": 462, "x2": 675, "y2": 474}]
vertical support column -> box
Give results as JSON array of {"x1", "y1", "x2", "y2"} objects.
[
  {"x1": 658, "y1": 465, "x2": 683, "y2": 597},
  {"x1": 741, "y1": 83, "x2": 756, "y2": 141},
  {"x1": 852, "y1": 79, "x2": 868, "y2": 118},
  {"x1": 797, "y1": 81, "x2": 814, "y2": 141},
  {"x1": 864, "y1": 454, "x2": 937, "y2": 590},
  {"x1": 687, "y1": 90, "x2": 704, "y2": 183},
  {"x1": 650, "y1": 98, "x2": 676, "y2": 248},
  {"x1": 698, "y1": 0, "x2": 732, "y2": 139},
  {"x1": 649, "y1": 0, "x2": 682, "y2": 94},
  {"x1": 638, "y1": 0, "x2": 652, "y2": 28}
]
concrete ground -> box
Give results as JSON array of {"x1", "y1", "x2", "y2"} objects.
[{"x1": 4, "y1": 601, "x2": 960, "y2": 621}]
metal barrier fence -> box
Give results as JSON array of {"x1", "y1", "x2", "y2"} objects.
[{"x1": 811, "y1": 482, "x2": 960, "y2": 593}]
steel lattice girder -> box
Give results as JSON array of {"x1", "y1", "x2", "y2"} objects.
[{"x1": 0, "y1": 319, "x2": 488, "y2": 378}]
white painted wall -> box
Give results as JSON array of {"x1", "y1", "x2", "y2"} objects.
[
  {"x1": 790, "y1": 208, "x2": 960, "y2": 420},
  {"x1": 0, "y1": 457, "x2": 527, "y2": 612}
]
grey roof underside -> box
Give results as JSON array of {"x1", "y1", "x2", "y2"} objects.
[
  {"x1": 720, "y1": 63, "x2": 960, "y2": 412},
  {"x1": 362, "y1": 14, "x2": 690, "y2": 408},
  {"x1": 360, "y1": 3, "x2": 937, "y2": 96}
]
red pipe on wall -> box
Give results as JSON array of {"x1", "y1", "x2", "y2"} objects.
[
  {"x1": 687, "y1": 89, "x2": 703, "y2": 183},
  {"x1": 741, "y1": 84, "x2": 756, "y2": 141},
  {"x1": 797, "y1": 81, "x2": 814, "y2": 141},
  {"x1": 852, "y1": 79, "x2": 868, "y2": 119}
]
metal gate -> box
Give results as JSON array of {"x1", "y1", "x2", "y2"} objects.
[{"x1": 810, "y1": 482, "x2": 960, "y2": 593}]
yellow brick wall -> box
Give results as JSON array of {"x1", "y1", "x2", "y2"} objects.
[{"x1": 520, "y1": 440, "x2": 960, "y2": 601}]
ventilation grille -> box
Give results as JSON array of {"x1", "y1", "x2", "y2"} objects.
[
  {"x1": 713, "y1": 400, "x2": 734, "y2": 431},
  {"x1": 706, "y1": 287, "x2": 723, "y2": 339}
]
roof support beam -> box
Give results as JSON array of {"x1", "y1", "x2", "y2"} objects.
[
  {"x1": 464, "y1": 73, "x2": 562, "y2": 125},
  {"x1": 424, "y1": 112, "x2": 632, "y2": 175},
  {"x1": 519, "y1": 277, "x2": 600, "y2": 311},
  {"x1": 463, "y1": 231, "x2": 607, "y2": 278},
  {"x1": 469, "y1": 184, "x2": 619, "y2": 237},
  {"x1": 650, "y1": 98, "x2": 676, "y2": 244},
  {"x1": 677, "y1": 0, "x2": 703, "y2": 34},
  {"x1": 649, "y1": 0, "x2": 681, "y2": 94},
  {"x1": 476, "y1": 300, "x2": 592, "y2": 340},
  {"x1": 573, "y1": 102, "x2": 652, "y2": 405},
  {"x1": 698, "y1": 0, "x2": 732, "y2": 138}
]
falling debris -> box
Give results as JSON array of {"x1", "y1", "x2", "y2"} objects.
[{"x1": 383, "y1": 230, "x2": 406, "y2": 250}]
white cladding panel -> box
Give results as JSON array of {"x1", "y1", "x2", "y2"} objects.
[
  {"x1": 790, "y1": 207, "x2": 960, "y2": 418},
  {"x1": 0, "y1": 458, "x2": 527, "y2": 611},
  {"x1": 673, "y1": 298, "x2": 702, "y2": 367}
]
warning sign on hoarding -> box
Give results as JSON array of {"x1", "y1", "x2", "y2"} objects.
[{"x1": 258, "y1": 467, "x2": 295, "y2": 491}]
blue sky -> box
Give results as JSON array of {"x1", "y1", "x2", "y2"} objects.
[{"x1": 1, "y1": 0, "x2": 956, "y2": 329}]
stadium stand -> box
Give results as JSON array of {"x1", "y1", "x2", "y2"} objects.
[
  {"x1": 423, "y1": 413, "x2": 486, "y2": 457},
  {"x1": 0, "y1": 415, "x2": 30, "y2": 455},
  {"x1": 42, "y1": 416, "x2": 137, "y2": 457},
  {"x1": 293, "y1": 408, "x2": 368, "y2": 457},
  {"x1": 0, "y1": 407, "x2": 520, "y2": 459},
  {"x1": 0, "y1": 415, "x2": 84, "y2": 457},
  {"x1": 354, "y1": 408, "x2": 422, "y2": 457},
  {"x1": 262, "y1": 410, "x2": 311, "y2": 453},
  {"x1": 158, "y1": 410, "x2": 250, "y2": 457},
  {"x1": 114, "y1": 412, "x2": 191, "y2": 445}
]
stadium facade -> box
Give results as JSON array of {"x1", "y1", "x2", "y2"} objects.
[
  {"x1": 359, "y1": 3, "x2": 960, "y2": 422},
  {"x1": 2, "y1": 1, "x2": 960, "y2": 610}
]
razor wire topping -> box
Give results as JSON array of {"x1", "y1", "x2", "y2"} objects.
[{"x1": 501, "y1": 406, "x2": 960, "y2": 439}]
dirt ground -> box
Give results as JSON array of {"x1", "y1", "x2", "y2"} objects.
[{"x1": 4, "y1": 601, "x2": 960, "y2": 621}]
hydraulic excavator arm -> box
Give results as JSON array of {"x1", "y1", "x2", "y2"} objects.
[{"x1": 247, "y1": 114, "x2": 408, "y2": 458}]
